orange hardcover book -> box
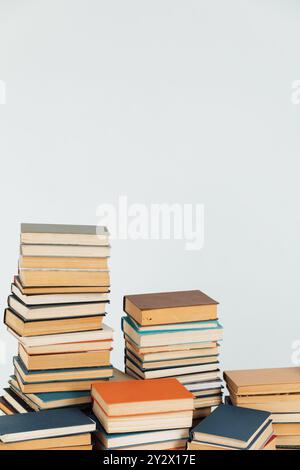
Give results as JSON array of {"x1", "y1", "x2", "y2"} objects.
[{"x1": 92, "y1": 378, "x2": 194, "y2": 416}]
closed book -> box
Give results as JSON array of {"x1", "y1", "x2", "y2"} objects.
[
  {"x1": 190, "y1": 404, "x2": 272, "y2": 449},
  {"x1": 21, "y1": 245, "x2": 110, "y2": 258},
  {"x1": 19, "y1": 268, "x2": 110, "y2": 287},
  {"x1": 14, "y1": 356, "x2": 113, "y2": 383},
  {"x1": 4, "y1": 308, "x2": 104, "y2": 336},
  {"x1": 0, "y1": 433, "x2": 91, "y2": 451},
  {"x1": 19, "y1": 344, "x2": 111, "y2": 370},
  {"x1": 92, "y1": 378, "x2": 194, "y2": 417},
  {"x1": 14, "y1": 276, "x2": 109, "y2": 294},
  {"x1": 126, "y1": 349, "x2": 219, "y2": 370},
  {"x1": 21, "y1": 223, "x2": 109, "y2": 246},
  {"x1": 3, "y1": 388, "x2": 32, "y2": 413},
  {"x1": 122, "y1": 316, "x2": 223, "y2": 348},
  {"x1": 0, "y1": 397, "x2": 16, "y2": 415},
  {"x1": 125, "y1": 357, "x2": 219, "y2": 380},
  {"x1": 22, "y1": 339, "x2": 113, "y2": 355},
  {"x1": 124, "y1": 290, "x2": 218, "y2": 326},
  {"x1": 12, "y1": 282, "x2": 109, "y2": 305},
  {"x1": 8, "y1": 294, "x2": 107, "y2": 320},
  {"x1": 0, "y1": 407, "x2": 96, "y2": 443},
  {"x1": 224, "y1": 367, "x2": 300, "y2": 395},
  {"x1": 9, "y1": 324, "x2": 113, "y2": 347},
  {"x1": 19, "y1": 256, "x2": 109, "y2": 270}
]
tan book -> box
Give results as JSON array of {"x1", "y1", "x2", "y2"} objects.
[
  {"x1": 230, "y1": 400, "x2": 300, "y2": 413},
  {"x1": 273, "y1": 422, "x2": 300, "y2": 436},
  {"x1": 193, "y1": 407, "x2": 212, "y2": 420},
  {"x1": 5, "y1": 309, "x2": 104, "y2": 337},
  {"x1": 124, "y1": 290, "x2": 218, "y2": 326},
  {"x1": 19, "y1": 269, "x2": 110, "y2": 287},
  {"x1": 21, "y1": 223, "x2": 109, "y2": 246},
  {"x1": 276, "y1": 435, "x2": 300, "y2": 446},
  {"x1": 124, "y1": 338, "x2": 217, "y2": 354},
  {"x1": 194, "y1": 396, "x2": 222, "y2": 408},
  {"x1": 224, "y1": 367, "x2": 300, "y2": 395},
  {"x1": 187, "y1": 441, "x2": 229, "y2": 450},
  {"x1": 14, "y1": 276, "x2": 109, "y2": 294},
  {"x1": 19, "y1": 255, "x2": 109, "y2": 270},
  {"x1": 126, "y1": 367, "x2": 221, "y2": 384},
  {"x1": 0, "y1": 433, "x2": 91, "y2": 451},
  {"x1": 19, "y1": 344, "x2": 111, "y2": 370},
  {"x1": 23, "y1": 340, "x2": 113, "y2": 355},
  {"x1": 229, "y1": 389, "x2": 300, "y2": 404},
  {"x1": 15, "y1": 373, "x2": 104, "y2": 393},
  {"x1": 126, "y1": 340, "x2": 219, "y2": 362}
]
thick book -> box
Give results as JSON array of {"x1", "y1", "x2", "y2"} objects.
[
  {"x1": 4, "y1": 308, "x2": 104, "y2": 336},
  {"x1": 21, "y1": 223, "x2": 109, "y2": 246},
  {"x1": 92, "y1": 377, "x2": 194, "y2": 417},
  {"x1": 19, "y1": 344, "x2": 111, "y2": 370},
  {"x1": 124, "y1": 290, "x2": 218, "y2": 326},
  {"x1": 122, "y1": 316, "x2": 223, "y2": 347},
  {"x1": 3, "y1": 388, "x2": 32, "y2": 413},
  {"x1": 0, "y1": 407, "x2": 96, "y2": 443},
  {"x1": 22, "y1": 339, "x2": 113, "y2": 356},
  {"x1": 19, "y1": 268, "x2": 110, "y2": 287},
  {"x1": 190, "y1": 404, "x2": 271, "y2": 449},
  {"x1": 21, "y1": 244, "x2": 111, "y2": 258},
  {"x1": 19, "y1": 255, "x2": 109, "y2": 270},
  {"x1": 8, "y1": 323, "x2": 113, "y2": 347},
  {"x1": 224, "y1": 367, "x2": 300, "y2": 395},
  {"x1": 8, "y1": 295, "x2": 107, "y2": 320}
]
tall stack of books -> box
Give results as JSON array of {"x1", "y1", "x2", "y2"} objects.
[
  {"x1": 2, "y1": 223, "x2": 113, "y2": 412},
  {"x1": 91, "y1": 378, "x2": 194, "y2": 450},
  {"x1": 224, "y1": 367, "x2": 300, "y2": 450},
  {"x1": 0, "y1": 408, "x2": 96, "y2": 450},
  {"x1": 187, "y1": 404, "x2": 274, "y2": 450},
  {"x1": 122, "y1": 290, "x2": 223, "y2": 420}
]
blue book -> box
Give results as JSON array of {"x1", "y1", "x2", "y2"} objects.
[
  {"x1": 0, "y1": 408, "x2": 96, "y2": 443},
  {"x1": 191, "y1": 404, "x2": 272, "y2": 449},
  {"x1": 122, "y1": 316, "x2": 223, "y2": 348}
]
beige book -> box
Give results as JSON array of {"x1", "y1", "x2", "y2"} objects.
[
  {"x1": 0, "y1": 433, "x2": 91, "y2": 450},
  {"x1": 224, "y1": 367, "x2": 300, "y2": 395},
  {"x1": 19, "y1": 255, "x2": 108, "y2": 270},
  {"x1": 19, "y1": 268, "x2": 110, "y2": 287},
  {"x1": 19, "y1": 344, "x2": 111, "y2": 370},
  {"x1": 5, "y1": 308, "x2": 104, "y2": 337}
]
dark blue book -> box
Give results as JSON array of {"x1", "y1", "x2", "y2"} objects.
[
  {"x1": 0, "y1": 408, "x2": 96, "y2": 443},
  {"x1": 191, "y1": 404, "x2": 271, "y2": 449}
]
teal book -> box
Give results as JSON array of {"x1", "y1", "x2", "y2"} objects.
[{"x1": 122, "y1": 316, "x2": 222, "y2": 335}]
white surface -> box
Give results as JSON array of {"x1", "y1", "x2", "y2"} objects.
[{"x1": 0, "y1": 1, "x2": 300, "y2": 390}]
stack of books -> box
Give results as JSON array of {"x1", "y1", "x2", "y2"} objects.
[
  {"x1": 224, "y1": 367, "x2": 300, "y2": 450},
  {"x1": 188, "y1": 404, "x2": 274, "y2": 450},
  {"x1": 91, "y1": 378, "x2": 194, "y2": 450},
  {"x1": 122, "y1": 290, "x2": 223, "y2": 420},
  {"x1": 2, "y1": 223, "x2": 114, "y2": 412},
  {"x1": 0, "y1": 408, "x2": 95, "y2": 450}
]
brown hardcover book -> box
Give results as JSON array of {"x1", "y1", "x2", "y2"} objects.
[
  {"x1": 224, "y1": 367, "x2": 300, "y2": 395},
  {"x1": 14, "y1": 276, "x2": 109, "y2": 294},
  {"x1": 21, "y1": 223, "x2": 109, "y2": 246},
  {"x1": 19, "y1": 344, "x2": 111, "y2": 370},
  {"x1": 19, "y1": 269, "x2": 110, "y2": 287},
  {"x1": 4, "y1": 308, "x2": 104, "y2": 337},
  {"x1": 19, "y1": 256, "x2": 109, "y2": 270},
  {"x1": 124, "y1": 290, "x2": 218, "y2": 326}
]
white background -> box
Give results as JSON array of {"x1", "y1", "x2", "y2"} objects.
[{"x1": 0, "y1": 0, "x2": 300, "y2": 392}]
